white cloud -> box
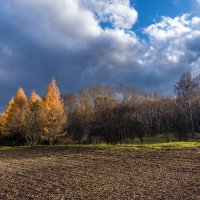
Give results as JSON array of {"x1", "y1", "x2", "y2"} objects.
[
  {"x1": 144, "y1": 14, "x2": 193, "y2": 40},
  {"x1": 4, "y1": 0, "x2": 102, "y2": 48},
  {"x1": 3, "y1": 0, "x2": 137, "y2": 48},
  {"x1": 140, "y1": 14, "x2": 200, "y2": 90},
  {"x1": 79, "y1": 0, "x2": 138, "y2": 29}
]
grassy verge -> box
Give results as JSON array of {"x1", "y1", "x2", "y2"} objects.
[
  {"x1": 0, "y1": 140, "x2": 200, "y2": 150},
  {"x1": 0, "y1": 146, "x2": 16, "y2": 150},
  {"x1": 137, "y1": 141, "x2": 200, "y2": 149},
  {"x1": 58, "y1": 141, "x2": 200, "y2": 150}
]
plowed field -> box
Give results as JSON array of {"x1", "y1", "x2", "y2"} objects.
[{"x1": 0, "y1": 146, "x2": 199, "y2": 200}]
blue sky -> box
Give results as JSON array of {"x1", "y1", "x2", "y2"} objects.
[
  {"x1": 99, "y1": 0, "x2": 194, "y2": 36},
  {"x1": 133, "y1": 0, "x2": 192, "y2": 36},
  {"x1": 0, "y1": 0, "x2": 200, "y2": 109}
]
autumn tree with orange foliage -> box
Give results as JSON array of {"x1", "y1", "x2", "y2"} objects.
[
  {"x1": 43, "y1": 79, "x2": 67, "y2": 144},
  {"x1": 25, "y1": 91, "x2": 45, "y2": 145},
  {"x1": 0, "y1": 97, "x2": 15, "y2": 134},
  {"x1": 1, "y1": 88, "x2": 28, "y2": 145},
  {"x1": 7, "y1": 88, "x2": 28, "y2": 134}
]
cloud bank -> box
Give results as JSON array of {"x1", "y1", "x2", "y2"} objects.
[{"x1": 0, "y1": 0, "x2": 200, "y2": 107}]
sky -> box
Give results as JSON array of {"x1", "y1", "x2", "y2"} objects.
[{"x1": 0, "y1": 0, "x2": 200, "y2": 108}]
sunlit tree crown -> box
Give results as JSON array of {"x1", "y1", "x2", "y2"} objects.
[
  {"x1": 43, "y1": 78, "x2": 64, "y2": 109},
  {"x1": 1, "y1": 97, "x2": 15, "y2": 134},
  {"x1": 29, "y1": 91, "x2": 41, "y2": 104},
  {"x1": 4, "y1": 97, "x2": 15, "y2": 116},
  {"x1": 43, "y1": 78, "x2": 67, "y2": 136},
  {"x1": 15, "y1": 87, "x2": 27, "y2": 105}
]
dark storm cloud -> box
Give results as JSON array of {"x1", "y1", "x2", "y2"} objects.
[
  {"x1": 0, "y1": 0, "x2": 140, "y2": 109},
  {"x1": 0, "y1": 0, "x2": 200, "y2": 110}
]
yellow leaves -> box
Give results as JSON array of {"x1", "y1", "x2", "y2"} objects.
[
  {"x1": 43, "y1": 79, "x2": 66, "y2": 113},
  {"x1": 43, "y1": 79, "x2": 61, "y2": 105},
  {"x1": 3, "y1": 97, "x2": 14, "y2": 118},
  {"x1": 43, "y1": 127, "x2": 49, "y2": 134},
  {"x1": 15, "y1": 88, "x2": 28, "y2": 106},
  {"x1": 29, "y1": 91, "x2": 43, "y2": 113},
  {"x1": 29, "y1": 91, "x2": 42, "y2": 105},
  {"x1": 42, "y1": 78, "x2": 67, "y2": 136},
  {"x1": 1, "y1": 88, "x2": 28, "y2": 135},
  {"x1": 2, "y1": 79, "x2": 67, "y2": 141}
]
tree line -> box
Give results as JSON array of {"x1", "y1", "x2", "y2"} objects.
[{"x1": 0, "y1": 72, "x2": 200, "y2": 146}]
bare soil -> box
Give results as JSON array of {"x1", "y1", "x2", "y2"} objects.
[{"x1": 0, "y1": 146, "x2": 199, "y2": 200}]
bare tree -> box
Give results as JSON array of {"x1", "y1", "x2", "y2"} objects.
[{"x1": 175, "y1": 72, "x2": 199, "y2": 139}]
